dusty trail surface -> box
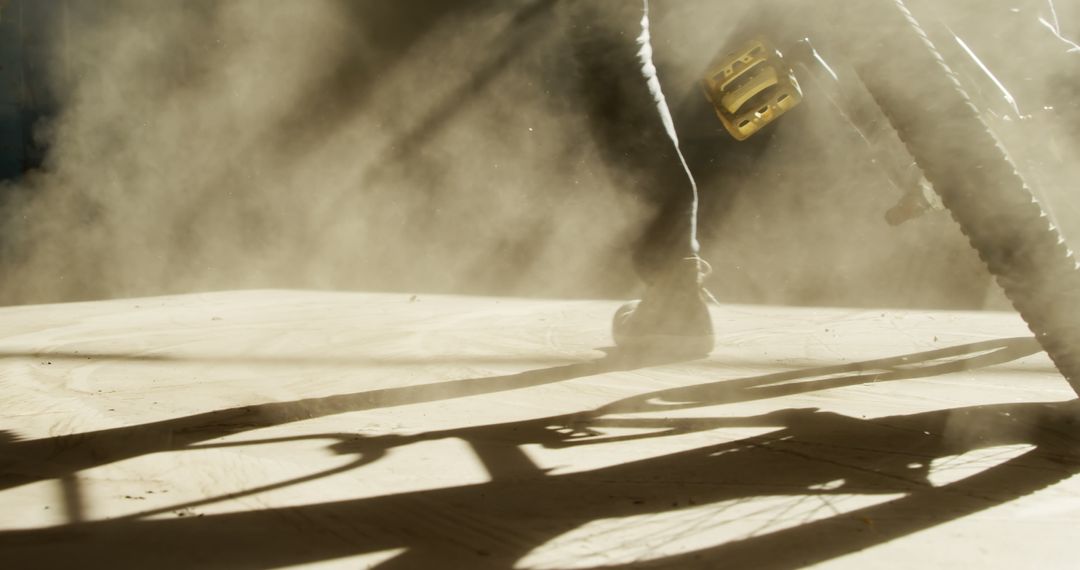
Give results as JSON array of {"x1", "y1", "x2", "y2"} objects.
[{"x1": 0, "y1": 290, "x2": 1077, "y2": 569}]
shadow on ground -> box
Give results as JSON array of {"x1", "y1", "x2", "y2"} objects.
[{"x1": 1, "y1": 336, "x2": 1078, "y2": 569}]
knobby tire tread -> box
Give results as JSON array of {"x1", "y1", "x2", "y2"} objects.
[{"x1": 853, "y1": 0, "x2": 1080, "y2": 396}]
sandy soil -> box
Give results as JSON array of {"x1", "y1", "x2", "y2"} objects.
[{"x1": 0, "y1": 290, "x2": 1077, "y2": 569}]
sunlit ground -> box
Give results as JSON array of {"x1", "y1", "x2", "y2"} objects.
[{"x1": 0, "y1": 290, "x2": 1077, "y2": 568}]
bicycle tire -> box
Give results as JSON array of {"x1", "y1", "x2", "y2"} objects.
[{"x1": 850, "y1": 0, "x2": 1080, "y2": 396}]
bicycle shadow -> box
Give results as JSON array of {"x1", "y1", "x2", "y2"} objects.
[
  {"x1": 0, "y1": 337, "x2": 1036, "y2": 492},
  {"x1": 2, "y1": 336, "x2": 1076, "y2": 569}
]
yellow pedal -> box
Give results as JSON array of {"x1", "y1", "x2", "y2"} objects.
[{"x1": 702, "y1": 39, "x2": 803, "y2": 140}]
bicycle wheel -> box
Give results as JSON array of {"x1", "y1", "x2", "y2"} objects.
[{"x1": 849, "y1": 0, "x2": 1080, "y2": 396}]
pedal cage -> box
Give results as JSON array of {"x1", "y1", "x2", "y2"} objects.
[{"x1": 702, "y1": 39, "x2": 803, "y2": 141}]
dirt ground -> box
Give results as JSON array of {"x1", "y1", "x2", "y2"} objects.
[{"x1": 1, "y1": 290, "x2": 1077, "y2": 568}]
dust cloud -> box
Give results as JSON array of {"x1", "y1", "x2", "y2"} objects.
[
  {"x1": 0, "y1": 0, "x2": 1076, "y2": 310},
  {"x1": 0, "y1": 0, "x2": 652, "y2": 304}
]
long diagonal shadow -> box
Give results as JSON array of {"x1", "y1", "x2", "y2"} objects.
[
  {"x1": 0, "y1": 335, "x2": 1071, "y2": 569},
  {"x1": 594, "y1": 336, "x2": 1043, "y2": 416},
  {"x1": 0, "y1": 337, "x2": 1044, "y2": 497},
  {"x1": 0, "y1": 336, "x2": 1074, "y2": 569},
  {"x1": 0, "y1": 352, "x2": 633, "y2": 492}
]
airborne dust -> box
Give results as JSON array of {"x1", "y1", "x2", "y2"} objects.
[{"x1": 0, "y1": 0, "x2": 1077, "y2": 309}]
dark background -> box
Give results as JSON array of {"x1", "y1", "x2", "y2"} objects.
[{"x1": 0, "y1": 0, "x2": 1076, "y2": 310}]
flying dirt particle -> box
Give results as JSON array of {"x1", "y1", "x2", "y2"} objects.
[
  {"x1": 211, "y1": 316, "x2": 222, "y2": 321},
  {"x1": 409, "y1": 295, "x2": 419, "y2": 303}
]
